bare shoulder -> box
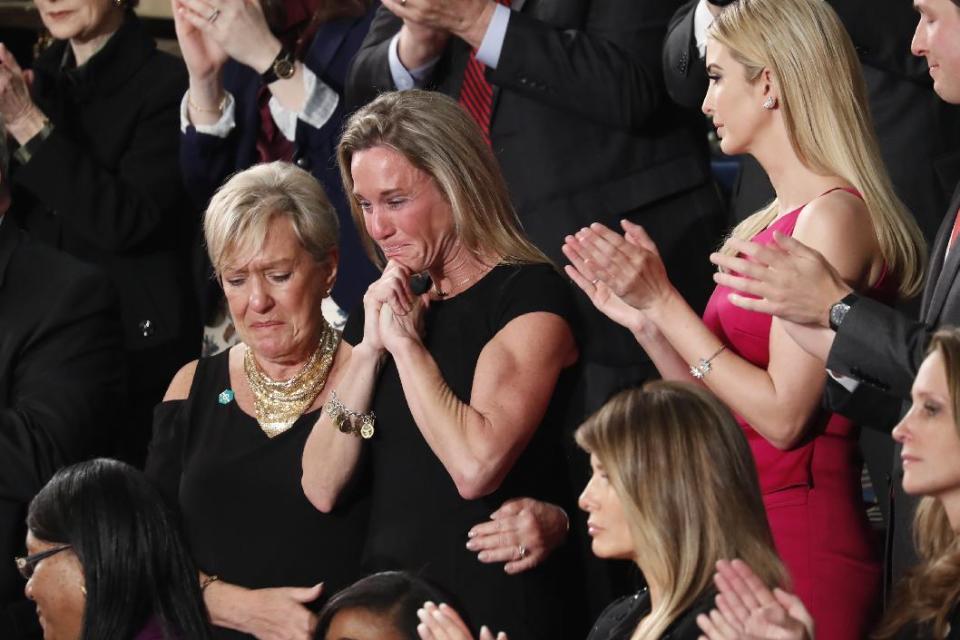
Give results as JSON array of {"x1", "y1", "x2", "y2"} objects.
[
  {"x1": 163, "y1": 359, "x2": 199, "y2": 402},
  {"x1": 492, "y1": 311, "x2": 577, "y2": 367},
  {"x1": 793, "y1": 189, "x2": 873, "y2": 249}
]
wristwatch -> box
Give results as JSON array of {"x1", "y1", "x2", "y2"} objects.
[
  {"x1": 260, "y1": 47, "x2": 295, "y2": 85},
  {"x1": 828, "y1": 293, "x2": 859, "y2": 331}
]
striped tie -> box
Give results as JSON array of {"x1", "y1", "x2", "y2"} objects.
[{"x1": 458, "y1": 0, "x2": 510, "y2": 144}]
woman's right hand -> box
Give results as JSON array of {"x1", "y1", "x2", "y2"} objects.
[
  {"x1": 172, "y1": 0, "x2": 228, "y2": 82},
  {"x1": 174, "y1": 0, "x2": 282, "y2": 75},
  {"x1": 416, "y1": 602, "x2": 506, "y2": 640},
  {"x1": 205, "y1": 581, "x2": 323, "y2": 640},
  {"x1": 360, "y1": 261, "x2": 416, "y2": 354}
]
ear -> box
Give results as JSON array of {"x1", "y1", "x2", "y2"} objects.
[
  {"x1": 321, "y1": 247, "x2": 339, "y2": 296},
  {"x1": 759, "y1": 67, "x2": 778, "y2": 101}
]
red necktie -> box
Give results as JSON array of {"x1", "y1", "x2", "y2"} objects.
[
  {"x1": 948, "y1": 207, "x2": 960, "y2": 255},
  {"x1": 458, "y1": 0, "x2": 510, "y2": 144}
]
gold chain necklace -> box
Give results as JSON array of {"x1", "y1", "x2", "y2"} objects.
[{"x1": 243, "y1": 320, "x2": 340, "y2": 438}]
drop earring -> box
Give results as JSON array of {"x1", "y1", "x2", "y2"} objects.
[{"x1": 762, "y1": 96, "x2": 777, "y2": 110}]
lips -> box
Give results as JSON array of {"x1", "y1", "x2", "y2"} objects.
[{"x1": 250, "y1": 321, "x2": 282, "y2": 329}]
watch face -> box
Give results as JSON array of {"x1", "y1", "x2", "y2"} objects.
[
  {"x1": 275, "y1": 58, "x2": 295, "y2": 80},
  {"x1": 830, "y1": 302, "x2": 851, "y2": 329}
]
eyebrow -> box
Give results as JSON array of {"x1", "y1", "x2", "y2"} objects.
[
  {"x1": 354, "y1": 187, "x2": 406, "y2": 199},
  {"x1": 223, "y1": 258, "x2": 295, "y2": 273},
  {"x1": 706, "y1": 63, "x2": 723, "y2": 74}
]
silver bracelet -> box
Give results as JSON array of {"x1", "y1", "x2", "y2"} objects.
[
  {"x1": 690, "y1": 345, "x2": 727, "y2": 380},
  {"x1": 326, "y1": 391, "x2": 376, "y2": 439}
]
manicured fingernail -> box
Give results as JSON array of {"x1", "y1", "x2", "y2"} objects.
[
  {"x1": 478, "y1": 551, "x2": 488, "y2": 561},
  {"x1": 417, "y1": 608, "x2": 427, "y2": 620},
  {"x1": 466, "y1": 540, "x2": 477, "y2": 550}
]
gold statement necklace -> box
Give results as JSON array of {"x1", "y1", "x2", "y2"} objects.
[{"x1": 243, "y1": 320, "x2": 340, "y2": 438}]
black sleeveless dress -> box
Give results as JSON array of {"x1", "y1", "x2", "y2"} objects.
[
  {"x1": 343, "y1": 263, "x2": 584, "y2": 639},
  {"x1": 146, "y1": 351, "x2": 369, "y2": 639}
]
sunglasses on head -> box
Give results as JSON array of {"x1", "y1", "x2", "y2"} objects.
[{"x1": 14, "y1": 545, "x2": 72, "y2": 580}]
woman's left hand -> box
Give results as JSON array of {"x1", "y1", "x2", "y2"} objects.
[
  {"x1": 466, "y1": 497, "x2": 569, "y2": 574},
  {"x1": 379, "y1": 291, "x2": 428, "y2": 355},
  {"x1": 566, "y1": 220, "x2": 674, "y2": 312},
  {"x1": 0, "y1": 44, "x2": 46, "y2": 143},
  {"x1": 173, "y1": 0, "x2": 281, "y2": 74},
  {"x1": 416, "y1": 602, "x2": 506, "y2": 640}
]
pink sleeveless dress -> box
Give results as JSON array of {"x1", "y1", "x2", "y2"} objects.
[{"x1": 702, "y1": 197, "x2": 884, "y2": 639}]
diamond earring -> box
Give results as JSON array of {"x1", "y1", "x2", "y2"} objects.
[{"x1": 762, "y1": 96, "x2": 777, "y2": 110}]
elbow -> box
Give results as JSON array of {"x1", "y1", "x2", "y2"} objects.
[
  {"x1": 763, "y1": 422, "x2": 808, "y2": 451},
  {"x1": 301, "y1": 475, "x2": 338, "y2": 514},
  {"x1": 451, "y1": 462, "x2": 505, "y2": 501}
]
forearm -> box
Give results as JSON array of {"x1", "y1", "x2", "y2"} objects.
[
  {"x1": 186, "y1": 73, "x2": 226, "y2": 127},
  {"x1": 391, "y1": 341, "x2": 507, "y2": 499},
  {"x1": 632, "y1": 323, "x2": 697, "y2": 382},
  {"x1": 780, "y1": 321, "x2": 835, "y2": 364},
  {"x1": 203, "y1": 579, "x2": 255, "y2": 631},
  {"x1": 648, "y1": 291, "x2": 818, "y2": 448},
  {"x1": 301, "y1": 344, "x2": 382, "y2": 512}
]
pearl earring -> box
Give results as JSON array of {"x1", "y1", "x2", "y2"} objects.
[{"x1": 762, "y1": 97, "x2": 777, "y2": 110}]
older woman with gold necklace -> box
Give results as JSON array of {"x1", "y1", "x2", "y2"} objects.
[{"x1": 145, "y1": 161, "x2": 367, "y2": 640}]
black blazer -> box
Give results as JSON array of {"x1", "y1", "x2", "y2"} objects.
[
  {"x1": 11, "y1": 15, "x2": 197, "y2": 352},
  {"x1": 0, "y1": 220, "x2": 124, "y2": 637},
  {"x1": 662, "y1": 0, "x2": 960, "y2": 237},
  {"x1": 347, "y1": 0, "x2": 716, "y2": 245}
]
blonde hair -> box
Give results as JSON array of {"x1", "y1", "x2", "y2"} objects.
[
  {"x1": 203, "y1": 161, "x2": 339, "y2": 276},
  {"x1": 337, "y1": 90, "x2": 549, "y2": 269},
  {"x1": 712, "y1": 0, "x2": 925, "y2": 298},
  {"x1": 575, "y1": 382, "x2": 787, "y2": 640},
  {"x1": 875, "y1": 329, "x2": 960, "y2": 638}
]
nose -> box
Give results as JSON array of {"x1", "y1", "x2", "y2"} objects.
[
  {"x1": 248, "y1": 276, "x2": 274, "y2": 314},
  {"x1": 578, "y1": 477, "x2": 596, "y2": 513},
  {"x1": 24, "y1": 575, "x2": 34, "y2": 601},
  {"x1": 365, "y1": 207, "x2": 394, "y2": 243},
  {"x1": 911, "y1": 19, "x2": 926, "y2": 58},
  {"x1": 701, "y1": 87, "x2": 714, "y2": 118},
  {"x1": 892, "y1": 409, "x2": 912, "y2": 444}
]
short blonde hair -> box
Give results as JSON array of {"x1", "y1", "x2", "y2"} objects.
[
  {"x1": 712, "y1": 0, "x2": 926, "y2": 299},
  {"x1": 337, "y1": 90, "x2": 549, "y2": 269},
  {"x1": 203, "y1": 161, "x2": 339, "y2": 275},
  {"x1": 576, "y1": 382, "x2": 787, "y2": 640}
]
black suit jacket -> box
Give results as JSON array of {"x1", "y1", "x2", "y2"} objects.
[
  {"x1": 347, "y1": 0, "x2": 724, "y2": 366},
  {"x1": 824, "y1": 183, "x2": 960, "y2": 589},
  {"x1": 662, "y1": 0, "x2": 960, "y2": 238},
  {"x1": 0, "y1": 220, "x2": 124, "y2": 638}
]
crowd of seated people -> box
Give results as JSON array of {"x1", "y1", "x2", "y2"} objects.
[{"x1": 2, "y1": 0, "x2": 960, "y2": 638}]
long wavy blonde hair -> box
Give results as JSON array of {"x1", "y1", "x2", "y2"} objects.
[
  {"x1": 337, "y1": 90, "x2": 549, "y2": 270},
  {"x1": 875, "y1": 328, "x2": 960, "y2": 638},
  {"x1": 575, "y1": 382, "x2": 787, "y2": 640},
  {"x1": 712, "y1": 0, "x2": 925, "y2": 299}
]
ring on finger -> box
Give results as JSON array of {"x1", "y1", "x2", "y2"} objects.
[
  {"x1": 399, "y1": 0, "x2": 407, "y2": 5},
  {"x1": 517, "y1": 544, "x2": 527, "y2": 560},
  {"x1": 207, "y1": 7, "x2": 220, "y2": 22},
  {"x1": 591, "y1": 278, "x2": 599, "y2": 285}
]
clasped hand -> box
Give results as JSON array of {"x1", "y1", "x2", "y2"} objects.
[{"x1": 361, "y1": 261, "x2": 428, "y2": 355}]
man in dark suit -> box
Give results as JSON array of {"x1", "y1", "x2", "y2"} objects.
[
  {"x1": 0, "y1": 130, "x2": 125, "y2": 638},
  {"x1": 707, "y1": 0, "x2": 960, "y2": 593}
]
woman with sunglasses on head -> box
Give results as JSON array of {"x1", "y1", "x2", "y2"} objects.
[{"x1": 17, "y1": 458, "x2": 210, "y2": 640}]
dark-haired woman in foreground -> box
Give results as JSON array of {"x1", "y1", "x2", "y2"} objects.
[
  {"x1": 417, "y1": 382, "x2": 786, "y2": 640},
  {"x1": 18, "y1": 458, "x2": 210, "y2": 639}
]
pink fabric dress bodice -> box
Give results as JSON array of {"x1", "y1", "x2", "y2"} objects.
[{"x1": 702, "y1": 199, "x2": 887, "y2": 639}]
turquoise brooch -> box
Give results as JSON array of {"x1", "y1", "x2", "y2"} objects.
[{"x1": 218, "y1": 389, "x2": 235, "y2": 405}]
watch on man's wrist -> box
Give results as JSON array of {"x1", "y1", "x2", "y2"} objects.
[
  {"x1": 260, "y1": 47, "x2": 296, "y2": 85},
  {"x1": 828, "y1": 292, "x2": 859, "y2": 332}
]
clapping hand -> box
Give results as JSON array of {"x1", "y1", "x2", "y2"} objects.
[
  {"x1": 696, "y1": 559, "x2": 814, "y2": 640},
  {"x1": 416, "y1": 601, "x2": 507, "y2": 640},
  {"x1": 0, "y1": 44, "x2": 45, "y2": 144},
  {"x1": 173, "y1": 0, "x2": 280, "y2": 75},
  {"x1": 709, "y1": 232, "x2": 851, "y2": 328}
]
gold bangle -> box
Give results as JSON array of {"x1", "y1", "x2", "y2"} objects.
[
  {"x1": 200, "y1": 574, "x2": 220, "y2": 592},
  {"x1": 188, "y1": 91, "x2": 227, "y2": 116}
]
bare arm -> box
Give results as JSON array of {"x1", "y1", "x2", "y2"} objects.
[
  {"x1": 577, "y1": 192, "x2": 880, "y2": 449},
  {"x1": 382, "y1": 303, "x2": 577, "y2": 500}
]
